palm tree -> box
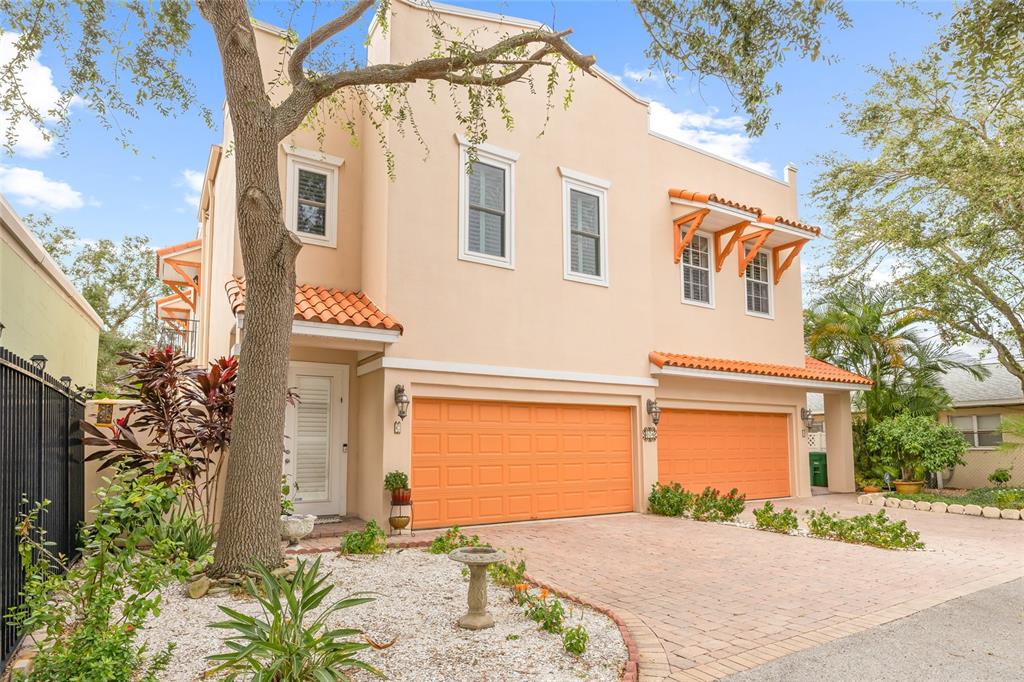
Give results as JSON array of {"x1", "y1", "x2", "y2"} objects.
[{"x1": 805, "y1": 282, "x2": 986, "y2": 424}]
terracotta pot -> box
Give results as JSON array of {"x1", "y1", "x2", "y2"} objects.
[
  {"x1": 389, "y1": 515, "x2": 411, "y2": 530},
  {"x1": 862, "y1": 485, "x2": 882, "y2": 493},
  {"x1": 391, "y1": 488, "x2": 412, "y2": 505},
  {"x1": 894, "y1": 480, "x2": 924, "y2": 494}
]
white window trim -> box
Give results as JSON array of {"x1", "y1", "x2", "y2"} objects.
[
  {"x1": 284, "y1": 147, "x2": 342, "y2": 248},
  {"x1": 679, "y1": 230, "x2": 715, "y2": 308},
  {"x1": 948, "y1": 414, "x2": 1002, "y2": 449},
  {"x1": 560, "y1": 169, "x2": 610, "y2": 287},
  {"x1": 743, "y1": 248, "x2": 774, "y2": 319},
  {"x1": 457, "y1": 136, "x2": 517, "y2": 269}
]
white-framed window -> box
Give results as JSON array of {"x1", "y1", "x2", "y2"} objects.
[
  {"x1": 744, "y1": 247, "x2": 772, "y2": 317},
  {"x1": 560, "y1": 167, "x2": 610, "y2": 286},
  {"x1": 949, "y1": 414, "x2": 1003, "y2": 448},
  {"x1": 284, "y1": 146, "x2": 343, "y2": 248},
  {"x1": 458, "y1": 137, "x2": 518, "y2": 268},
  {"x1": 680, "y1": 233, "x2": 714, "y2": 306}
]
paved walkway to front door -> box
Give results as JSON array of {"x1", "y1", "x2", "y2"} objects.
[{"x1": 468, "y1": 494, "x2": 1024, "y2": 681}]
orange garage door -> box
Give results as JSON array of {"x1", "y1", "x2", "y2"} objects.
[
  {"x1": 411, "y1": 398, "x2": 633, "y2": 528},
  {"x1": 658, "y1": 409, "x2": 790, "y2": 499}
]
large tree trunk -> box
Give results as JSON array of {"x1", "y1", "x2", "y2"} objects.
[{"x1": 200, "y1": 0, "x2": 302, "y2": 576}]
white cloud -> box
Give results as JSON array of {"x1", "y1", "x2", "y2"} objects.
[
  {"x1": 180, "y1": 169, "x2": 204, "y2": 208},
  {"x1": 648, "y1": 100, "x2": 774, "y2": 176},
  {"x1": 0, "y1": 33, "x2": 73, "y2": 158},
  {"x1": 622, "y1": 66, "x2": 662, "y2": 85},
  {"x1": 0, "y1": 166, "x2": 83, "y2": 210}
]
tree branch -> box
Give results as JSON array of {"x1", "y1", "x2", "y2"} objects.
[{"x1": 287, "y1": 0, "x2": 377, "y2": 86}]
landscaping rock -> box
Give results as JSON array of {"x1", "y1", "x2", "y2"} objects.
[
  {"x1": 964, "y1": 504, "x2": 983, "y2": 516},
  {"x1": 999, "y1": 509, "x2": 1020, "y2": 520},
  {"x1": 931, "y1": 502, "x2": 948, "y2": 514},
  {"x1": 187, "y1": 576, "x2": 210, "y2": 599},
  {"x1": 857, "y1": 495, "x2": 871, "y2": 505},
  {"x1": 886, "y1": 498, "x2": 901, "y2": 508},
  {"x1": 982, "y1": 507, "x2": 1001, "y2": 519},
  {"x1": 206, "y1": 586, "x2": 231, "y2": 596},
  {"x1": 899, "y1": 499, "x2": 916, "y2": 509},
  {"x1": 948, "y1": 504, "x2": 965, "y2": 514},
  {"x1": 873, "y1": 496, "x2": 889, "y2": 507},
  {"x1": 914, "y1": 501, "x2": 932, "y2": 512}
]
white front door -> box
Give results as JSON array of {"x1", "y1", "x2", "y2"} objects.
[{"x1": 284, "y1": 361, "x2": 349, "y2": 517}]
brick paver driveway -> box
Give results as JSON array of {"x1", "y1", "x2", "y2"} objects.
[{"x1": 469, "y1": 494, "x2": 1024, "y2": 682}]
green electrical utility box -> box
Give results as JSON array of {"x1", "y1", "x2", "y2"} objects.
[{"x1": 809, "y1": 451, "x2": 828, "y2": 487}]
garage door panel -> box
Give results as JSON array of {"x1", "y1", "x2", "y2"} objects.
[
  {"x1": 412, "y1": 398, "x2": 633, "y2": 528},
  {"x1": 659, "y1": 409, "x2": 790, "y2": 499}
]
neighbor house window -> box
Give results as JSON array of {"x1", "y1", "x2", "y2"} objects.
[
  {"x1": 949, "y1": 414, "x2": 1003, "y2": 448},
  {"x1": 560, "y1": 167, "x2": 610, "y2": 286},
  {"x1": 681, "y1": 233, "x2": 713, "y2": 306},
  {"x1": 744, "y1": 248, "x2": 772, "y2": 316},
  {"x1": 285, "y1": 146, "x2": 342, "y2": 248},
  {"x1": 458, "y1": 137, "x2": 517, "y2": 268}
]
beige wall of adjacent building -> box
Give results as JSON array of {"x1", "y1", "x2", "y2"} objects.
[
  {"x1": 942, "y1": 406, "x2": 1024, "y2": 489},
  {"x1": 0, "y1": 197, "x2": 101, "y2": 384}
]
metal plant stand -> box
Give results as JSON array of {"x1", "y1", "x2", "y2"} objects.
[{"x1": 388, "y1": 499, "x2": 413, "y2": 537}]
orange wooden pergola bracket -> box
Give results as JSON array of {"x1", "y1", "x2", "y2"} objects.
[
  {"x1": 673, "y1": 209, "x2": 710, "y2": 263},
  {"x1": 713, "y1": 221, "x2": 750, "y2": 272},
  {"x1": 772, "y1": 238, "x2": 808, "y2": 284},
  {"x1": 736, "y1": 229, "x2": 773, "y2": 276}
]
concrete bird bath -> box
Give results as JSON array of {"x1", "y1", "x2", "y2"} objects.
[{"x1": 449, "y1": 546, "x2": 506, "y2": 630}]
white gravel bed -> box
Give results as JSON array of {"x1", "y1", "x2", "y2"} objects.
[{"x1": 139, "y1": 549, "x2": 626, "y2": 681}]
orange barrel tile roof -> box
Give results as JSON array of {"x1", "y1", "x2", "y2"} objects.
[
  {"x1": 225, "y1": 277, "x2": 402, "y2": 332},
  {"x1": 667, "y1": 189, "x2": 821, "y2": 236},
  {"x1": 649, "y1": 351, "x2": 872, "y2": 385}
]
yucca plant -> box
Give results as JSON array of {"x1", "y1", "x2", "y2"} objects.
[{"x1": 206, "y1": 556, "x2": 381, "y2": 680}]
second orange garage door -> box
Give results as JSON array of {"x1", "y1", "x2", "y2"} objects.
[
  {"x1": 658, "y1": 409, "x2": 791, "y2": 499},
  {"x1": 411, "y1": 398, "x2": 633, "y2": 528}
]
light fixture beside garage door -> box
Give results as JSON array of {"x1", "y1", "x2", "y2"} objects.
[
  {"x1": 644, "y1": 398, "x2": 661, "y2": 442},
  {"x1": 393, "y1": 384, "x2": 410, "y2": 433}
]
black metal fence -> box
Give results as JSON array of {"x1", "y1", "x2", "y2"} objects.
[
  {"x1": 0, "y1": 347, "x2": 86, "y2": 668},
  {"x1": 157, "y1": 320, "x2": 199, "y2": 360}
]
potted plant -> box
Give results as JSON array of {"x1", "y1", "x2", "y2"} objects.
[
  {"x1": 279, "y1": 475, "x2": 315, "y2": 546},
  {"x1": 385, "y1": 470, "x2": 411, "y2": 505},
  {"x1": 868, "y1": 414, "x2": 968, "y2": 495}
]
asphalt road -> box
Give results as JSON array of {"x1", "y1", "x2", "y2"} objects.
[{"x1": 727, "y1": 578, "x2": 1024, "y2": 682}]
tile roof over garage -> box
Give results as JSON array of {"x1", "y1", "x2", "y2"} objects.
[{"x1": 650, "y1": 352, "x2": 872, "y2": 386}]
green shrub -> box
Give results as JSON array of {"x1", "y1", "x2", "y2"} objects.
[
  {"x1": 690, "y1": 487, "x2": 746, "y2": 522},
  {"x1": 753, "y1": 501, "x2": 798, "y2": 534},
  {"x1": 806, "y1": 509, "x2": 924, "y2": 550},
  {"x1": 988, "y1": 467, "x2": 1013, "y2": 487},
  {"x1": 151, "y1": 507, "x2": 215, "y2": 563},
  {"x1": 488, "y1": 555, "x2": 527, "y2": 587},
  {"x1": 340, "y1": 520, "x2": 387, "y2": 555},
  {"x1": 280, "y1": 474, "x2": 296, "y2": 515},
  {"x1": 992, "y1": 488, "x2": 1024, "y2": 509},
  {"x1": 867, "y1": 414, "x2": 967, "y2": 481},
  {"x1": 12, "y1": 454, "x2": 191, "y2": 681},
  {"x1": 562, "y1": 624, "x2": 589, "y2": 656},
  {"x1": 383, "y1": 470, "x2": 409, "y2": 490},
  {"x1": 207, "y1": 556, "x2": 380, "y2": 679},
  {"x1": 648, "y1": 482, "x2": 694, "y2": 517},
  {"x1": 428, "y1": 525, "x2": 484, "y2": 554},
  {"x1": 526, "y1": 596, "x2": 565, "y2": 634}
]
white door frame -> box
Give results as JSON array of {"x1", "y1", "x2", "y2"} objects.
[{"x1": 284, "y1": 361, "x2": 349, "y2": 517}]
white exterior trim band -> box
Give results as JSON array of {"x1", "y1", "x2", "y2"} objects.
[{"x1": 356, "y1": 356, "x2": 659, "y2": 387}]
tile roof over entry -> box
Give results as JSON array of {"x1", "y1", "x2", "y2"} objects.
[
  {"x1": 225, "y1": 278, "x2": 402, "y2": 332},
  {"x1": 650, "y1": 351, "x2": 872, "y2": 386},
  {"x1": 667, "y1": 189, "x2": 821, "y2": 236}
]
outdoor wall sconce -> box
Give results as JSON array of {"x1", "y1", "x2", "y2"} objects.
[
  {"x1": 646, "y1": 399, "x2": 661, "y2": 426},
  {"x1": 394, "y1": 384, "x2": 410, "y2": 420},
  {"x1": 30, "y1": 354, "x2": 47, "y2": 370},
  {"x1": 800, "y1": 407, "x2": 815, "y2": 431}
]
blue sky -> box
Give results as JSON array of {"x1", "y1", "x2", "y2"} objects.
[{"x1": 1, "y1": 0, "x2": 948, "y2": 260}]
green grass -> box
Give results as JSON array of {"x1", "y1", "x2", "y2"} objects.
[{"x1": 886, "y1": 487, "x2": 1024, "y2": 510}]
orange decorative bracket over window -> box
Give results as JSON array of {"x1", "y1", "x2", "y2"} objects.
[
  {"x1": 735, "y1": 229, "x2": 773, "y2": 276},
  {"x1": 673, "y1": 208, "x2": 710, "y2": 263},
  {"x1": 713, "y1": 221, "x2": 750, "y2": 272},
  {"x1": 771, "y1": 238, "x2": 808, "y2": 284}
]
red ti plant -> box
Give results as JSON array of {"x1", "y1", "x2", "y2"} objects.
[{"x1": 82, "y1": 346, "x2": 238, "y2": 524}]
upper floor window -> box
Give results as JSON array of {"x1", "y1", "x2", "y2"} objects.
[
  {"x1": 744, "y1": 248, "x2": 772, "y2": 317},
  {"x1": 458, "y1": 136, "x2": 517, "y2": 268},
  {"x1": 284, "y1": 146, "x2": 342, "y2": 248},
  {"x1": 560, "y1": 167, "x2": 610, "y2": 286},
  {"x1": 681, "y1": 233, "x2": 713, "y2": 306},
  {"x1": 949, "y1": 414, "x2": 1003, "y2": 448}
]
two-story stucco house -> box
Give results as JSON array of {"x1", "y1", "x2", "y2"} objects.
[{"x1": 157, "y1": 0, "x2": 869, "y2": 529}]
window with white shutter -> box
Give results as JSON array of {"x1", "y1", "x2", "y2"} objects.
[
  {"x1": 681, "y1": 233, "x2": 713, "y2": 306},
  {"x1": 285, "y1": 147, "x2": 342, "y2": 248},
  {"x1": 560, "y1": 168, "x2": 610, "y2": 286},
  {"x1": 744, "y1": 247, "x2": 772, "y2": 316},
  {"x1": 458, "y1": 137, "x2": 517, "y2": 268}
]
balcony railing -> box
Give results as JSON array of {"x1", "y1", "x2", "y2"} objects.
[{"x1": 157, "y1": 320, "x2": 199, "y2": 360}]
